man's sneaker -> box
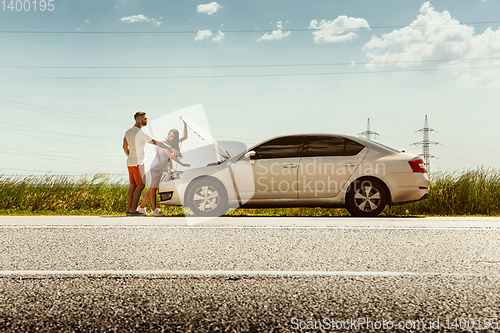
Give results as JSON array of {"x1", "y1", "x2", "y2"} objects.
[
  {"x1": 129, "y1": 210, "x2": 147, "y2": 216},
  {"x1": 127, "y1": 210, "x2": 147, "y2": 216},
  {"x1": 126, "y1": 211, "x2": 133, "y2": 216},
  {"x1": 151, "y1": 208, "x2": 165, "y2": 217},
  {"x1": 137, "y1": 206, "x2": 148, "y2": 216}
]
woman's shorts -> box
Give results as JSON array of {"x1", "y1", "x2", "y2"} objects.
[{"x1": 150, "y1": 168, "x2": 168, "y2": 188}]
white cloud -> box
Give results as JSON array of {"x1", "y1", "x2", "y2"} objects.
[
  {"x1": 197, "y1": 2, "x2": 222, "y2": 15},
  {"x1": 85, "y1": 20, "x2": 90, "y2": 24},
  {"x1": 257, "y1": 21, "x2": 291, "y2": 41},
  {"x1": 363, "y1": 2, "x2": 500, "y2": 87},
  {"x1": 120, "y1": 14, "x2": 162, "y2": 27},
  {"x1": 212, "y1": 30, "x2": 225, "y2": 42},
  {"x1": 194, "y1": 29, "x2": 225, "y2": 42},
  {"x1": 195, "y1": 30, "x2": 213, "y2": 41},
  {"x1": 309, "y1": 15, "x2": 370, "y2": 44}
]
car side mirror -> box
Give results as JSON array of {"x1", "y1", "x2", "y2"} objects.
[{"x1": 244, "y1": 150, "x2": 256, "y2": 158}]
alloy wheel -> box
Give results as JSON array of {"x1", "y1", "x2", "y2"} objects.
[
  {"x1": 192, "y1": 185, "x2": 220, "y2": 212},
  {"x1": 353, "y1": 185, "x2": 381, "y2": 212}
]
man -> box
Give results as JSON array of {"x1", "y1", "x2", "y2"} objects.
[{"x1": 123, "y1": 112, "x2": 179, "y2": 216}]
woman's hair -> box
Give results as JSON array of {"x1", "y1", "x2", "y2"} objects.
[{"x1": 167, "y1": 129, "x2": 180, "y2": 152}]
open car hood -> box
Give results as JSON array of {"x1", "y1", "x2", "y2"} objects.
[{"x1": 180, "y1": 116, "x2": 231, "y2": 160}]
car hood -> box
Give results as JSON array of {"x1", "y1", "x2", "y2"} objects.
[{"x1": 180, "y1": 116, "x2": 231, "y2": 160}]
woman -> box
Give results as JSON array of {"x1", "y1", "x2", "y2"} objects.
[{"x1": 138, "y1": 121, "x2": 190, "y2": 216}]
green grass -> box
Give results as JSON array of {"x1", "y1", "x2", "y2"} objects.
[
  {"x1": 0, "y1": 167, "x2": 499, "y2": 216},
  {"x1": 0, "y1": 173, "x2": 185, "y2": 216},
  {"x1": 383, "y1": 167, "x2": 500, "y2": 216},
  {"x1": 0, "y1": 173, "x2": 127, "y2": 214}
]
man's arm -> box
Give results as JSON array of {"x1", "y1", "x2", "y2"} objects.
[
  {"x1": 149, "y1": 139, "x2": 180, "y2": 156},
  {"x1": 123, "y1": 137, "x2": 129, "y2": 157},
  {"x1": 140, "y1": 129, "x2": 180, "y2": 155}
]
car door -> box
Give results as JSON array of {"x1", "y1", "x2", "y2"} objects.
[
  {"x1": 247, "y1": 136, "x2": 304, "y2": 199},
  {"x1": 298, "y1": 135, "x2": 367, "y2": 198}
]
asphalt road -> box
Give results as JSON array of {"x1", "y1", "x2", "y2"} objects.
[{"x1": 1, "y1": 216, "x2": 500, "y2": 332}]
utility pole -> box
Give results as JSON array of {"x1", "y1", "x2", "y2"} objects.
[
  {"x1": 359, "y1": 118, "x2": 379, "y2": 140},
  {"x1": 412, "y1": 115, "x2": 439, "y2": 172}
]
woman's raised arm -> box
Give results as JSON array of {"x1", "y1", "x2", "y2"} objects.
[{"x1": 180, "y1": 121, "x2": 188, "y2": 143}]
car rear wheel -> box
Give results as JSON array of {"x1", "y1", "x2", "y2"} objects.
[
  {"x1": 346, "y1": 179, "x2": 387, "y2": 217},
  {"x1": 185, "y1": 178, "x2": 228, "y2": 217}
]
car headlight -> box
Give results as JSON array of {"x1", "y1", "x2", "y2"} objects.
[{"x1": 170, "y1": 171, "x2": 183, "y2": 180}]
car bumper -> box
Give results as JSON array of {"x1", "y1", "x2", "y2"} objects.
[
  {"x1": 383, "y1": 172, "x2": 430, "y2": 204},
  {"x1": 158, "y1": 179, "x2": 186, "y2": 206}
]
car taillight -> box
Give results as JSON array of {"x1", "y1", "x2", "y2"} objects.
[{"x1": 408, "y1": 159, "x2": 426, "y2": 173}]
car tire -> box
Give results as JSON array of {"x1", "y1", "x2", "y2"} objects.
[
  {"x1": 185, "y1": 178, "x2": 228, "y2": 217},
  {"x1": 346, "y1": 178, "x2": 387, "y2": 217}
]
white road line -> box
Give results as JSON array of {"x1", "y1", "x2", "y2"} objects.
[
  {"x1": 0, "y1": 225, "x2": 499, "y2": 230},
  {"x1": 0, "y1": 270, "x2": 491, "y2": 277}
]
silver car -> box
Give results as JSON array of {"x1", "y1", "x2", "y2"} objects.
[{"x1": 158, "y1": 119, "x2": 429, "y2": 217}]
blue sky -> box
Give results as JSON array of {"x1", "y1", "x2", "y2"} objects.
[{"x1": 1, "y1": 0, "x2": 500, "y2": 176}]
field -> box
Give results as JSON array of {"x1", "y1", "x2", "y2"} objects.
[{"x1": 0, "y1": 168, "x2": 499, "y2": 216}]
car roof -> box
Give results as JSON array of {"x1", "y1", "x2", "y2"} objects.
[{"x1": 248, "y1": 133, "x2": 400, "y2": 154}]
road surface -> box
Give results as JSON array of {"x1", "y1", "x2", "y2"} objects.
[{"x1": 1, "y1": 216, "x2": 499, "y2": 332}]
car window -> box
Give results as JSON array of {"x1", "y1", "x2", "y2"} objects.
[
  {"x1": 253, "y1": 136, "x2": 303, "y2": 159},
  {"x1": 304, "y1": 136, "x2": 365, "y2": 157},
  {"x1": 305, "y1": 136, "x2": 345, "y2": 157},
  {"x1": 344, "y1": 139, "x2": 365, "y2": 156}
]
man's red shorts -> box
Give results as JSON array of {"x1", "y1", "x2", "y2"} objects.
[{"x1": 128, "y1": 165, "x2": 145, "y2": 185}]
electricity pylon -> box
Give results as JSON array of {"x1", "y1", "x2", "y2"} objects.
[
  {"x1": 359, "y1": 118, "x2": 379, "y2": 140},
  {"x1": 412, "y1": 115, "x2": 439, "y2": 172}
]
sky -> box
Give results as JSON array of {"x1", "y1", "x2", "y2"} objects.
[{"x1": 1, "y1": 0, "x2": 500, "y2": 177}]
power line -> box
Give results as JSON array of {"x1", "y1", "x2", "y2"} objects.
[
  {"x1": 0, "y1": 99, "x2": 129, "y2": 127},
  {"x1": 435, "y1": 132, "x2": 500, "y2": 158},
  {"x1": 0, "y1": 167, "x2": 82, "y2": 174},
  {"x1": 0, "y1": 59, "x2": 280, "y2": 119},
  {"x1": 0, "y1": 128, "x2": 117, "y2": 150},
  {"x1": 431, "y1": 139, "x2": 500, "y2": 165},
  {"x1": 0, "y1": 167, "x2": 127, "y2": 176},
  {"x1": 2, "y1": 57, "x2": 499, "y2": 69},
  {"x1": 0, "y1": 146, "x2": 122, "y2": 165},
  {"x1": 4, "y1": 64, "x2": 500, "y2": 80},
  {"x1": 0, "y1": 20, "x2": 499, "y2": 34},
  {"x1": 0, "y1": 145, "x2": 122, "y2": 158},
  {"x1": 0, "y1": 123, "x2": 119, "y2": 143},
  {"x1": 433, "y1": 150, "x2": 491, "y2": 166},
  {"x1": 0, "y1": 147, "x2": 123, "y2": 168}
]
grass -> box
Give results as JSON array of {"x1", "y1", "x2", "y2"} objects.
[
  {"x1": 0, "y1": 173, "x2": 127, "y2": 215},
  {"x1": 0, "y1": 173, "x2": 185, "y2": 216},
  {"x1": 0, "y1": 167, "x2": 499, "y2": 217},
  {"x1": 383, "y1": 167, "x2": 500, "y2": 216}
]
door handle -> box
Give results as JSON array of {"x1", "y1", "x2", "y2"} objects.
[
  {"x1": 283, "y1": 164, "x2": 298, "y2": 168},
  {"x1": 343, "y1": 163, "x2": 356, "y2": 167}
]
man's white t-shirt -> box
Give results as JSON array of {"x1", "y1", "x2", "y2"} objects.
[{"x1": 124, "y1": 126, "x2": 153, "y2": 166}]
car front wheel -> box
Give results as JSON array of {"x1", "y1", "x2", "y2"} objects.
[
  {"x1": 185, "y1": 178, "x2": 228, "y2": 217},
  {"x1": 346, "y1": 179, "x2": 387, "y2": 217}
]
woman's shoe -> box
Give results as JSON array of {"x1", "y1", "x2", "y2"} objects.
[{"x1": 151, "y1": 208, "x2": 165, "y2": 217}]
